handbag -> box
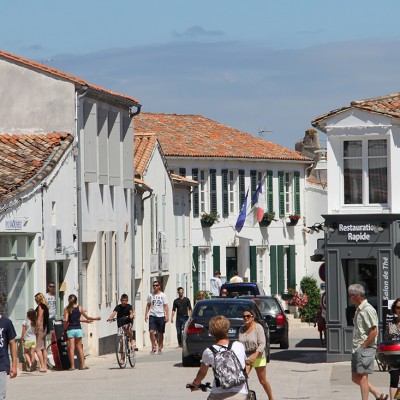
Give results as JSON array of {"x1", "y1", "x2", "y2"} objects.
[{"x1": 245, "y1": 378, "x2": 257, "y2": 400}]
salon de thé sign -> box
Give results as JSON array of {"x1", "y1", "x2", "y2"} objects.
[{"x1": 338, "y1": 223, "x2": 380, "y2": 243}]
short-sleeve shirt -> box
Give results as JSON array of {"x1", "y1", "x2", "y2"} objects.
[
  {"x1": 147, "y1": 292, "x2": 168, "y2": 317},
  {"x1": 229, "y1": 276, "x2": 243, "y2": 283},
  {"x1": 172, "y1": 297, "x2": 192, "y2": 317},
  {"x1": 0, "y1": 316, "x2": 17, "y2": 374},
  {"x1": 210, "y1": 277, "x2": 222, "y2": 296},
  {"x1": 22, "y1": 318, "x2": 36, "y2": 341},
  {"x1": 114, "y1": 304, "x2": 133, "y2": 327},
  {"x1": 201, "y1": 341, "x2": 247, "y2": 395},
  {"x1": 46, "y1": 293, "x2": 56, "y2": 319},
  {"x1": 353, "y1": 299, "x2": 379, "y2": 351}
]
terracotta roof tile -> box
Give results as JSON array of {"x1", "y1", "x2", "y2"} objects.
[
  {"x1": 0, "y1": 132, "x2": 74, "y2": 204},
  {"x1": 134, "y1": 133, "x2": 157, "y2": 178},
  {"x1": 312, "y1": 92, "x2": 400, "y2": 127},
  {"x1": 135, "y1": 113, "x2": 310, "y2": 161},
  {"x1": 0, "y1": 50, "x2": 139, "y2": 106}
]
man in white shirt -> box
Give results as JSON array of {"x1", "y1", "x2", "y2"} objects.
[
  {"x1": 45, "y1": 282, "x2": 57, "y2": 331},
  {"x1": 145, "y1": 280, "x2": 169, "y2": 355},
  {"x1": 229, "y1": 271, "x2": 243, "y2": 283},
  {"x1": 210, "y1": 271, "x2": 222, "y2": 296}
]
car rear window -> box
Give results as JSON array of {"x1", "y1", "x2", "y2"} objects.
[
  {"x1": 224, "y1": 287, "x2": 257, "y2": 296},
  {"x1": 253, "y1": 299, "x2": 281, "y2": 314},
  {"x1": 194, "y1": 302, "x2": 252, "y2": 319}
]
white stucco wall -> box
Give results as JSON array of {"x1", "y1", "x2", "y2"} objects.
[{"x1": 0, "y1": 59, "x2": 76, "y2": 134}]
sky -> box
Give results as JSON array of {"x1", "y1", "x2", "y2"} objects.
[{"x1": 2, "y1": 0, "x2": 400, "y2": 149}]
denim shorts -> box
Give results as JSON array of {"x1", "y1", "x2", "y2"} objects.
[
  {"x1": 67, "y1": 329, "x2": 83, "y2": 339},
  {"x1": 149, "y1": 315, "x2": 166, "y2": 333},
  {"x1": 351, "y1": 347, "x2": 375, "y2": 374}
]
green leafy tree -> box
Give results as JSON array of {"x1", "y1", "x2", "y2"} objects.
[{"x1": 299, "y1": 276, "x2": 321, "y2": 323}]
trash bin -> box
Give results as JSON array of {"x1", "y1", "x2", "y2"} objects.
[{"x1": 53, "y1": 320, "x2": 81, "y2": 370}]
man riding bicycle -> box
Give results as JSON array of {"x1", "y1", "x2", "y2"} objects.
[{"x1": 107, "y1": 294, "x2": 136, "y2": 348}]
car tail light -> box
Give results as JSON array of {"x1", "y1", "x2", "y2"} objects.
[
  {"x1": 276, "y1": 314, "x2": 285, "y2": 327},
  {"x1": 187, "y1": 322, "x2": 203, "y2": 334}
]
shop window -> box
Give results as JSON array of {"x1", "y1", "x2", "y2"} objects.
[{"x1": 344, "y1": 259, "x2": 377, "y2": 326}]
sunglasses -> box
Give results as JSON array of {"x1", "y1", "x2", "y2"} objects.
[
  {"x1": 153, "y1": 284, "x2": 160, "y2": 287},
  {"x1": 242, "y1": 314, "x2": 253, "y2": 319},
  {"x1": 49, "y1": 285, "x2": 55, "y2": 288}
]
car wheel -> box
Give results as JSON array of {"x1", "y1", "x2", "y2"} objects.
[
  {"x1": 182, "y1": 354, "x2": 196, "y2": 367},
  {"x1": 280, "y1": 331, "x2": 289, "y2": 349}
]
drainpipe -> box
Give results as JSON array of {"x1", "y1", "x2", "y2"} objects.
[{"x1": 75, "y1": 86, "x2": 88, "y2": 307}]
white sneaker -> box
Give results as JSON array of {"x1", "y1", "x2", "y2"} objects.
[
  {"x1": 150, "y1": 348, "x2": 157, "y2": 355},
  {"x1": 158, "y1": 350, "x2": 163, "y2": 355}
]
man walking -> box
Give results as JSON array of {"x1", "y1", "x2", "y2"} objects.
[
  {"x1": 0, "y1": 293, "x2": 17, "y2": 399},
  {"x1": 171, "y1": 287, "x2": 192, "y2": 348},
  {"x1": 45, "y1": 281, "x2": 57, "y2": 331},
  {"x1": 145, "y1": 280, "x2": 169, "y2": 355},
  {"x1": 348, "y1": 283, "x2": 388, "y2": 400},
  {"x1": 210, "y1": 271, "x2": 222, "y2": 296}
]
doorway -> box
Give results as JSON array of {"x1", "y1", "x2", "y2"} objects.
[
  {"x1": 226, "y1": 247, "x2": 237, "y2": 281},
  {"x1": 46, "y1": 261, "x2": 66, "y2": 319},
  {"x1": 343, "y1": 259, "x2": 377, "y2": 326}
]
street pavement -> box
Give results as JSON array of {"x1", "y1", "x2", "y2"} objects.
[{"x1": 7, "y1": 316, "x2": 390, "y2": 399}]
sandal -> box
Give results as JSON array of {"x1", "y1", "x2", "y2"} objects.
[
  {"x1": 377, "y1": 395, "x2": 389, "y2": 400},
  {"x1": 78, "y1": 366, "x2": 89, "y2": 370}
]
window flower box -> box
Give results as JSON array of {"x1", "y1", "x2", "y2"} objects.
[
  {"x1": 287, "y1": 214, "x2": 301, "y2": 225},
  {"x1": 200, "y1": 212, "x2": 220, "y2": 228},
  {"x1": 259, "y1": 212, "x2": 275, "y2": 227}
]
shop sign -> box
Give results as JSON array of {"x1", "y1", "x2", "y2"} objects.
[
  {"x1": 5, "y1": 220, "x2": 23, "y2": 230},
  {"x1": 338, "y1": 223, "x2": 376, "y2": 243},
  {"x1": 382, "y1": 255, "x2": 390, "y2": 300}
]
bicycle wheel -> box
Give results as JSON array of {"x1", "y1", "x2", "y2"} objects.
[
  {"x1": 128, "y1": 339, "x2": 136, "y2": 368},
  {"x1": 116, "y1": 334, "x2": 127, "y2": 368},
  {"x1": 46, "y1": 342, "x2": 56, "y2": 370}
]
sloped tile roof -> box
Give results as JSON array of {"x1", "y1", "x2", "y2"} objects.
[
  {"x1": 0, "y1": 132, "x2": 74, "y2": 204},
  {"x1": 134, "y1": 133, "x2": 157, "y2": 178},
  {"x1": 0, "y1": 50, "x2": 139, "y2": 106},
  {"x1": 312, "y1": 92, "x2": 400, "y2": 127},
  {"x1": 135, "y1": 113, "x2": 310, "y2": 161}
]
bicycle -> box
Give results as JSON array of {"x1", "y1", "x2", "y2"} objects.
[{"x1": 109, "y1": 317, "x2": 137, "y2": 368}]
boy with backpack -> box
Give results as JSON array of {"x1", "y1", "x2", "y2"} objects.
[{"x1": 188, "y1": 315, "x2": 248, "y2": 399}]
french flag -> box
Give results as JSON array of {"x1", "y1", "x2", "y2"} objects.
[{"x1": 252, "y1": 181, "x2": 264, "y2": 222}]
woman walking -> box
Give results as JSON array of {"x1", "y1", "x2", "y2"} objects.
[
  {"x1": 34, "y1": 293, "x2": 50, "y2": 372},
  {"x1": 239, "y1": 308, "x2": 274, "y2": 400},
  {"x1": 63, "y1": 294, "x2": 101, "y2": 370},
  {"x1": 384, "y1": 298, "x2": 400, "y2": 399}
]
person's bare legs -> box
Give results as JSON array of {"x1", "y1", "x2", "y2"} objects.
[
  {"x1": 35, "y1": 348, "x2": 45, "y2": 371},
  {"x1": 352, "y1": 372, "x2": 384, "y2": 400},
  {"x1": 75, "y1": 337, "x2": 85, "y2": 368},
  {"x1": 255, "y1": 366, "x2": 274, "y2": 400},
  {"x1": 24, "y1": 348, "x2": 33, "y2": 369},
  {"x1": 149, "y1": 330, "x2": 157, "y2": 350},
  {"x1": 41, "y1": 347, "x2": 48, "y2": 371},
  {"x1": 67, "y1": 337, "x2": 76, "y2": 369},
  {"x1": 158, "y1": 332, "x2": 164, "y2": 351}
]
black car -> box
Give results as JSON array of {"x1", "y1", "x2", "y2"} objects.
[
  {"x1": 220, "y1": 282, "x2": 265, "y2": 297},
  {"x1": 182, "y1": 298, "x2": 270, "y2": 367},
  {"x1": 241, "y1": 296, "x2": 289, "y2": 349}
]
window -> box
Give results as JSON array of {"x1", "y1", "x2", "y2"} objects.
[
  {"x1": 228, "y1": 170, "x2": 237, "y2": 214},
  {"x1": 257, "y1": 249, "x2": 264, "y2": 287},
  {"x1": 343, "y1": 139, "x2": 387, "y2": 205},
  {"x1": 284, "y1": 173, "x2": 293, "y2": 215},
  {"x1": 199, "y1": 170, "x2": 209, "y2": 213},
  {"x1": 199, "y1": 249, "x2": 207, "y2": 290}
]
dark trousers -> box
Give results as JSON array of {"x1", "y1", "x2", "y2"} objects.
[{"x1": 176, "y1": 316, "x2": 189, "y2": 346}]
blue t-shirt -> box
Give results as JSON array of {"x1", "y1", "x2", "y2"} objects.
[{"x1": 0, "y1": 316, "x2": 17, "y2": 373}]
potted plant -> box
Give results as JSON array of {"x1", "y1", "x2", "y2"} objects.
[
  {"x1": 200, "y1": 211, "x2": 220, "y2": 228},
  {"x1": 259, "y1": 211, "x2": 275, "y2": 227},
  {"x1": 287, "y1": 214, "x2": 301, "y2": 225},
  {"x1": 286, "y1": 289, "x2": 308, "y2": 318}
]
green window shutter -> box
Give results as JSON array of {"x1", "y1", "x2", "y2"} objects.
[
  {"x1": 250, "y1": 246, "x2": 257, "y2": 282},
  {"x1": 239, "y1": 170, "x2": 245, "y2": 207},
  {"x1": 192, "y1": 246, "x2": 199, "y2": 294},
  {"x1": 278, "y1": 171, "x2": 285, "y2": 218},
  {"x1": 267, "y1": 170, "x2": 273, "y2": 213},
  {"x1": 192, "y1": 169, "x2": 199, "y2": 218},
  {"x1": 222, "y1": 169, "x2": 229, "y2": 218},
  {"x1": 294, "y1": 171, "x2": 300, "y2": 215},
  {"x1": 213, "y1": 246, "x2": 220, "y2": 274},
  {"x1": 210, "y1": 169, "x2": 217, "y2": 213},
  {"x1": 277, "y1": 245, "x2": 284, "y2": 294},
  {"x1": 270, "y1": 246, "x2": 277, "y2": 295},
  {"x1": 250, "y1": 170, "x2": 257, "y2": 206},
  {"x1": 288, "y1": 245, "x2": 296, "y2": 289}
]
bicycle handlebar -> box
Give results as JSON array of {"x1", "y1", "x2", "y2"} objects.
[
  {"x1": 107, "y1": 316, "x2": 133, "y2": 323},
  {"x1": 186, "y1": 382, "x2": 211, "y2": 392}
]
